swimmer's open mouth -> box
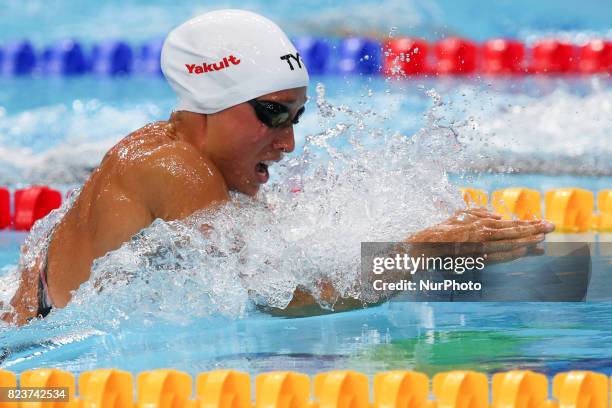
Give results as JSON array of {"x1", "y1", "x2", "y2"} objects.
[{"x1": 255, "y1": 161, "x2": 272, "y2": 183}]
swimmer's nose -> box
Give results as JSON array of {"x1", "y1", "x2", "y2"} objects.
[{"x1": 272, "y1": 126, "x2": 295, "y2": 154}]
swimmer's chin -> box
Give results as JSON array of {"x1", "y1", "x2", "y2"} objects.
[
  {"x1": 237, "y1": 175, "x2": 271, "y2": 197},
  {"x1": 232, "y1": 182, "x2": 262, "y2": 198}
]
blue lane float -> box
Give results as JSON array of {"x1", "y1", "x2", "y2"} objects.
[
  {"x1": 336, "y1": 37, "x2": 381, "y2": 75},
  {"x1": 292, "y1": 37, "x2": 332, "y2": 75},
  {"x1": 0, "y1": 40, "x2": 36, "y2": 75},
  {"x1": 40, "y1": 39, "x2": 87, "y2": 76},
  {"x1": 90, "y1": 40, "x2": 133, "y2": 76},
  {"x1": 134, "y1": 38, "x2": 164, "y2": 76},
  {"x1": 1, "y1": 37, "x2": 609, "y2": 77}
]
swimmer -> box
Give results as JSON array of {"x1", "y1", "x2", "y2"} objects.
[{"x1": 1, "y1": 10, "x2": 554, "y2": 325}]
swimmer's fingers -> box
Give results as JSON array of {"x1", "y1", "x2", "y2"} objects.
[
  {"x1": 409, "y1": 233, "x2": 542, "y2": 257},
  {"x1": 479, "y1": 218, "x2": 549, "y2": 229},
  {"x1": 479, "y1": 234, "x2": 545, "y2": 252},
  {"x1": 463, "y1": 207, "x2": 503, "y2": 219},
  {"x1": 447, "y1": 208, "x2": 503, "y2": 225},
  {"x1": 405, "y1": 237, "x2": 547, "y2": 264},
  {"x1": 450, "y1": 234, "x2": 542, "y2": 255},
  {"x1": 405, "y1": 218, "x2": 553, "y2": 247},
  {"x1": 476, "y1": 221, "x2": 554, "y2": 241}
]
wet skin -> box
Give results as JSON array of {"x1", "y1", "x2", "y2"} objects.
[{"x1": 1, "y1": 86, "x2": 554, "y2": 325}]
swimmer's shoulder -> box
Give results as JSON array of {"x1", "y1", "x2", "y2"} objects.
[
  {"x1": 116, "y1": 122, "x2": 230, "y2": 220},
  {"x1": 102, "y1": 121, "x2": 173, "y2": 165}
]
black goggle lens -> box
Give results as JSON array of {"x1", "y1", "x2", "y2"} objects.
[{"x1": 248, "y1": 100, "x2": 305, "y2": 128}]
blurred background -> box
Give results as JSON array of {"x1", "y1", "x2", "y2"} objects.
[
  {"x1": 2, "y1": 0, "x2": 611, "y2": 42},
  {"x1": 0, "y1": 0, "x2": 610, "y2": 187}
]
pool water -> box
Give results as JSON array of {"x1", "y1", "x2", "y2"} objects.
[{"x1": 1, "y1": 0, "x2": 612, "y2": 380}]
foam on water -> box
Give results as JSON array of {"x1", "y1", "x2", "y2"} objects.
[{"x1": 0, "y1": 267, "x2": 20, "y2": 307}]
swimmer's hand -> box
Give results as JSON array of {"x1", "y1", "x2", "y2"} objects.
[{"x1": 405, "y1": 207, "x2": 555, "y2": 263}]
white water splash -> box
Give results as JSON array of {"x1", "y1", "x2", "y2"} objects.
[
  {"x1": 0, "y1": 266, "x2": 20, "y2": 312},
  {"x1": 450, "y1": 85, "x2": 612, "y2": 175},
  {"x1": 45, "y1": 84, "x2": 464, "y2": 326}
]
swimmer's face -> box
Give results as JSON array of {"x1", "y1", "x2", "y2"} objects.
[{"x1": 201, "y1": 86, "x2": 307, "y2": 196}]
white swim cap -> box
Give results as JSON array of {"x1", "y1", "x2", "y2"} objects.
[{"x1": 161, "y1": 9, "x2": 309, "y2": 114}]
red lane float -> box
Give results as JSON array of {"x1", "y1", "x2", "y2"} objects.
[
  {"x1": 0, "y1": 188, "x2": 9, "y2": 229},
  {"x1": 530, "y1": 40, "x2": 576, "y2": 74},
  {"x1": 482, "y1": 39, "x2": 525, "y2": 74},
  {"x1": 435, "y1": 37, "x2": 477, "y2": 74},
  {"x1": 13, "y1": 186, "x2": 62, "y2": 231},
  {"x1": 579, "y1": 40, "x2": 612, "y2": 73},
  {"x1": 383, "y1": 38, "x2": 429, "y2": 75},
  {"x1": 382, "y1": 37, "x2": 611, "y2": 77}
]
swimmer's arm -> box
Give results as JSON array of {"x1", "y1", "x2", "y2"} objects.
[
  {"x1": 264, "y1": 209, "x2": 555, "y2": 317},
  {"x1": 3, "y1": 256, "x2": 42, "y2": 325}
]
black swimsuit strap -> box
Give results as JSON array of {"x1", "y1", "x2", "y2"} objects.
[{"x1": 37, "y1": 269, "x2": 53, "y2": 318}]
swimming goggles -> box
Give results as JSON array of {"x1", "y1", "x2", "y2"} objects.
[{"x1": 247, "y1": 99, "x2": 305, "y2": 128}]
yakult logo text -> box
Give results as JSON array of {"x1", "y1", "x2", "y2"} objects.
[{"x1": 185, "y1": 55, "x2": 241, "y2": 74}]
